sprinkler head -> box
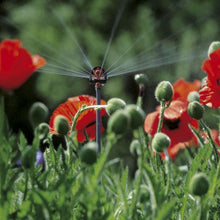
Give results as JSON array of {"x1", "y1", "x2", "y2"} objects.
[{"x1": 89, "y1": 66, "x2": 107, "y2": 86}]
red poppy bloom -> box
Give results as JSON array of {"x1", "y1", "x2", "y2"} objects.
[
  {"x1": 49, "y1": 95, "x2": 107, "y2": 143},
  {"x1": 173, "y1": 78, "x2": 201, "y2": 101},
  {"x1": 199, "y1": 48, "x2": 220, "y2": 109},
  {"x1": 0, "y1": 39, "x2": 46, "y2": 91},
  {"x1": 144, "y1": 100, "x2": 199, "y2": 159}
]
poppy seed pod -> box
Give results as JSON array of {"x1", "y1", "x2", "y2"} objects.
[
  {"x1": 187, "y1": 91, "x2": 200, "y2": 102},
  {"x1": 188, "y1": 101, "x2": 204, "y2": 120},
  {"x1": 208, "y1": 41, "x2": 220, "y2": 57},
  {"x1": 79, "y1": 142, "x2": 97, "y2": 165},
  {"x1": 155, "y1": 81, "x2": 173, "y2": 102},
  {"x1": 189, "y1": 173, "x2": 209, "y2": 196},
  {"x1": 125, "y1": 105, "x2": 145, "y2": 129},
  {"x1": 134, "y1": 74, "x2": 148, "y2": 85},
  {"x1": 54, "y1": 115, "x2": 69, "y2": 135},
  {"x1": 106, "y1": 98, "x2": 126, "y2": 115},
  {"x1": 152, "y1": 132, "x2": 170, "y2": 153},
  {"x1": 108, "y1": 110, "x2": 130, "y2": 135},
  {"x1": 29, "y1": 102, "x2": 49, "y2": 128}
]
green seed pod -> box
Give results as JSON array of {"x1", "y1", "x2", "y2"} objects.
[
  {"x1": 79, "y1": 142, "x2": 97, "y2": 165},
  {"x1": 21, "y1": 147, "x2": 35, "y2": 169},
  {"x1": 188, "y1": 101, "x2": 204, "y2": 120},
  {"x1": 152, "y1": 132, "x2": 170, "y2": 153},
  {"x1": 29, "y1": 102, "x2": 49, "y2": 128},
  {"x1": 155, "y1": 81, "x2": 173, "y2": 102},
  {"x1": 134, "y1": 74, "x2": 148, "y2": 85},
  {"x1": 130, "y1": 139, "x2": 141, "y2": 155},
  {"x1": 208, "y1": 41, "x2": 220, "y2": 56},
  {"x1": 106, "y1": 98, "x2": 126, "y2": 115},
  {"x1": 37, "y1": 122, "x2": 49, "y2": 139},
  {"x1": 189, "y1": 173, "x2": 209, "y2": 196},
  {"x1": 125, "y1": 105, "x2": 145, "y2": 129},
  {"x1": 187, "y1": 91, "x2": 200, "y2": 102},
  {"x1": 107, "y1": 110, "x2": 130, "y2": 135},
  {"x1": 54, "y1": 115, "x2": 69, "y2": 135}
]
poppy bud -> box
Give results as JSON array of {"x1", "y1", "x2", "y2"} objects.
[
  {"x1": 188, "y1": 101, "x2": 204, "y2": 120},
  {"x1": 54, "y1": 115, "x2": 69, "y2": 135},
  {"x1": 29, "y1": 102, "x2": 49, "y2": 128},
  {"x1": 125, "y1": 105, "x2": 145, "y2": 129},
  {"x1": 189, "y1": 173, "x2": 209, "y2": 196},
  {"x1": 130, "y1": 139, "x2": 141, "y2": 155},
  {"x1": 79, "y1": 142, "x2": 97, "y2": 165},
  {"x1": 107, "y1": 110, "x2": 130, "y2": 135},
  {"x1": 21, "y1": 147, "x2": 35, "y2": 169},
  {"x1": 106, "y1": 98, "x2": 126, "y2": 115},
  {"x1": 187, "y1": 91, "x2": 200, "y2": 102},
  {"x1": 155, "y1": 81, "x2": 173, "y2": 102},
  {"x1": 208, "y1": 41, "x2": 220, "y2": 57},
  {"x1": 37, "y1": 122, "x2": 49, "y2": 140},
  {"x1": 152, "y1": 132, "x2": 170, "y2": 153},
  {"x1": 134, "y1": 74, "x2": 148, "y2": 85}
]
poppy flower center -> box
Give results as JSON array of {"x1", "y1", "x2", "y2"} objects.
[{"x1": 163, "y1": 118, "x2": 180, "y2": 130}]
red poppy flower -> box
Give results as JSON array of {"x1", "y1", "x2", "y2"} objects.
[
  {"x1": 0, "y1": 39, "x2": 46, "y2": 91},
  {"x1": 173, "y1": 78, "x2": 201, "y2": 101},
  {"x1": 144, "y1": 100, "x2": 199, "y2": 159},
  {"x1": 49, "y1": 95, "x2": 107, "y2": 143},
  {"x1": 199, "y1": 48, "x2": 220, "y2": 109}
]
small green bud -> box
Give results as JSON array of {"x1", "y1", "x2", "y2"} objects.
[
  {"x1": 79, "y1": 142, "x2": 97, "y2": 165},
  {"x1": 107, "y1": 110, "x2": 130, "y2": 135},
  {"x1": 152, "y1": 132, "x2": 170, "y2": 153},
  {"x1": 21, "y1": 147, "x2": 35, "y2": 169},
  {"x1": 208, "y1": 41, "x2": 220, "y2": 56},
  {"x1": 188, "y1": 101, "x2": 204, "y2": 120},
  {"x1": 106, "y1": 98, "x2": 126, "y2": 115},
  {"x1": 134, "y1": 74, "x2": 148, "y2": 85},
  {"x1": 29, "y1": 102, "x2": 49, "y2": 128},
  {"x1": 125, "y1": 105, "x2": 145, "y2": 129},
  {"x1": 155, "y1": 81, "x2": 173, "y2": 102},
  {"x1": 37, "y1": 122, "x2": 49, "y2": 139},
  {"x1": 189, "y1": 173, "x2": 209, "y2": 196},
  {"x1": 187, "y1": 91, "x2": 200, "y2": 102},
  {"x1": 130, "y1": 139, "x2": 141, "y2": 155},
  {"x1": 54, "y1": 115, "x2": 69, "y2": 135}
]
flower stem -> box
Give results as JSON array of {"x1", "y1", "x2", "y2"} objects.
[
  {"x1": 0, "y1": 93, "x2": 5, "y2": 140},
  {"x1": 200, "y1": 119, "x2": 219, "y2": 164},
  {"x1": 157, "y1": 101, "x2": 166, "y2": 133}
]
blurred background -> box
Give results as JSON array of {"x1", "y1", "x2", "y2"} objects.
[{"x1": 0, "y1": 0, "x2": 220, "y2": 141}]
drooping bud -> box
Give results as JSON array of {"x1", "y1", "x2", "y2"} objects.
[
  {"x1": 155, "y1": 81, "x2": 173, "y2": 102},
  {"x1": 152, "y1": 132, "x2": 170, "y2": 153},
  {"x1": 130, "y1": 139, "x2": 141, "y2": 155},
  {"x1": 125, "y1": 104, "x2": 145, "y2": 129},
  {"x1": 208, "y1": 41, "x2": 220, "y2": 57},
  {"x1": 188, "y1": 101, "x2": 204, "y2": 120},
  {"x1": 29, "y1": 102, "x2": 49, "y2": 128},
  {"x1": 107, "y1": 110, "x2": 130, "y2": 135},
  {"x1": 79, "y1": 142, "x2": 97, "y2": 165},
  {"x1": 134, "y1": 74, "x2": 148, "y2": 85},
  {"x1": 189, "y1": 173, "x2": 209, "y2": 196},
  {"x1": 106, "y1": 98, "x2": 126, "y2": 115},
  {"x1": 37, "y1": 122, "x2": 49, "y2": 140},
  {"x1": 54, "y1": 115, "x2": 69, "y2": 135},
  {"x1": 187, "y1": 91, "x2": 200, "y2": 102}
]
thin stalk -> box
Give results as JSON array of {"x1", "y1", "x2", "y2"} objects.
[
  {"x1": 0, "y1": 93, "x2": 4, "y2": 140},
  {"x1": 157, "y1": 101, "x2": 166, "y2": 133},
  {"x1": 96, "y1": 85, "x2": 101, "y2": 153}
]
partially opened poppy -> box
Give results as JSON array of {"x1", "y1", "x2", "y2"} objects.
[
  {"x1": 144, "y1": 100, "x2": 199, "y2": 159},
  {"x1": 0, "y1": 39, "x2": 46, "y2": 91},
  {"x1": 49, "y1": 95, "x2": 107, "y2": 143},
  {"x1": 173, "y1": 78, "x2": 201, "y2": 101},
  {"x1": 199, "y1": 48, "x2": 220, "y2": 109}
]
